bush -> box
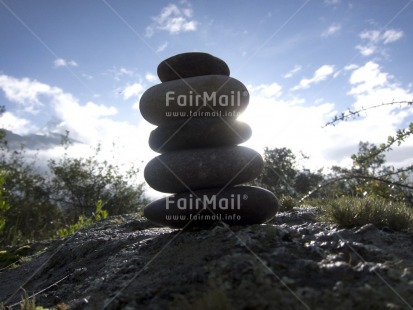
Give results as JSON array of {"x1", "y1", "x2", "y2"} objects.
[
  {"x1": 320, "y1": 196, "x2": 413, "y2": 231},
  {"x1": 57, "y1": 200, "x2": 108, "y2": 238},
  {"x1": 48, "y1": 145, "x2": 147, "y2": 221},
  {"x1": 0, "y1": 135, "x2": 147, "y2": 245},
  {"x1": 278, "y1": 195, "x2": 297, "y2": 212}
]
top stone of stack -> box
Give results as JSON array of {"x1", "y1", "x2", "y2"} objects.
[{"x1": 157, "y1": 52, "x2": 230, "y2": 82}]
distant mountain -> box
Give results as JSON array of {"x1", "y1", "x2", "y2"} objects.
[{"x1": 1, "y1": 129, "x2": 79, "y2": 150}]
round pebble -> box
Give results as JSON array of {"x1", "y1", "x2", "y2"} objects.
[
  {"x1": 144, "y1": 146, "x2": 263, "y2": 193},
  {"x1": 144, "y1": 186, "x2": 278, "y2": 228},
  {"x1": 139, "y1": 75, "x2": 249, "y2": 126},
  {"x1": 157, "y1": 52, "x2": 230, "y2": 82},
  {"x1": 149, "y1": 118, "x2": 252, "y2": 153}
]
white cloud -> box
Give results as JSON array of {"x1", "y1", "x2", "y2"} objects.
[
  {"x1": 82, "y1": 73, "x2": 93, "y2": 80},
  {"x1": 348, "y1": 62, "x2": 387, "y2": 95},
  {"x1": 239, "y1": 65, "x2": 413, "y2": 172},
  {"x1": 321, "y1": 23, "x2": 341, "y2": 37},
  {"x1": 283, "y1": 65, "x2": 302, "y2": 78},
  {"x1": 239, "y1": 85, "x2": 339, "y2": 170},
  {"x1": 53, "y1": 58, "x2": 78, "y2": 68},
  {"x1": 382, "y1": 29, "x2": 404, "y2": 44},
  {"x1": 324, "y1": 0, "x2": 341, "y2": 5},
  {"x1": 348, "y1": 62, "x2": 413, "y2": 119},
  {"x1": 356, "y1": 29, "x2": 404, "y2": 56},
  {"x1": 145, "y1": 73, "x2": 158, "y2": 83},
  {"x1": 248, "y1": 83, "x2": 282, "y2": 98},
  {"x1": 0, "y1": 112, "x2": 38, "y2": 135},
  {"x1": 107, "y1": 67, "x2": 135, "y2": 81},
  {"x1": 122, "y1": 83, "x2": 144, "y2": 100},
  {"x1": 292, "y1": 65, "x2": 335, "y2": 90},
  {"x1": 0, "y1": 75, "x2": 57, "y2": 114},
  {"x1": 156, "y1": 41, "x2": 168, "y2": 52},
  {"x1": 0, "y1": 75, "x2": 122, "y2": 145},
  {"x1": 355, "y1": 45, "x2": 376, "y2": 56},
  {"x1": 359, "y1": 30, "x2": 381, "y2": 43},
  {"x1": 146, "y1": 3, "x2": 198, "y2": 37},
  {"x1": 0, "y1": 74, "x2": 162, "y2": 198}
]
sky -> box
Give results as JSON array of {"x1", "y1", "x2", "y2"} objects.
[{"x1": 0, "y1": 0, "x2": 412, "y2": 198}]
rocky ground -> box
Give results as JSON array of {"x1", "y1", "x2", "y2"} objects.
[{"x1": 1, "y1": 207, "x2": 413, "y2": 309}]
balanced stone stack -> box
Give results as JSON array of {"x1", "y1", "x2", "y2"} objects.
[{"x1": 140, "y1": 52, "x2": 278, "y2": 229}]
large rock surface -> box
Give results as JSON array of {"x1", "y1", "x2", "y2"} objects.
[{"x1": 1, "y1": 208, "x2": 412, "y2": 309}]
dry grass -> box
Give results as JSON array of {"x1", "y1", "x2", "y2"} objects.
[{"x1": 318, "y1": 196, "x2": 413, "y2": 231}]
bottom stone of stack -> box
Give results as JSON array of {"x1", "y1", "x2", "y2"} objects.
[{"x1": 143, "y1": 186, "x2": 278, "y2": 229}]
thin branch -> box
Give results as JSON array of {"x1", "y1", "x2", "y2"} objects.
[{"x1": 323, "y1": 100, "x2": 413, "y2": 127}]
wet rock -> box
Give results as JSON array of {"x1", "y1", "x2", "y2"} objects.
[{"x1": 0, "y1": 209, "x2": 412, "y2": 309}]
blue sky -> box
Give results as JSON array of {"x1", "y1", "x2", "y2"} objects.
[{"x1": 0, "y1": 0, "x2": 412, "y2": 196}]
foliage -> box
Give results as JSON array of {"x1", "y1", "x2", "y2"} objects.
[
  {"x1": 278, "y1": 195, "x2": 297, "y2": 212},
  {"x1": 258, "y1": 147, "x2": 297, "y2": 197},
  {"x1": 0, "y1": 170, "x2": 10, "y2": 236},
  {"x1": 0, "y1": 245, "x2": 30, "y2": 269},
  {"x1": 48, "y1": 143, "x2": 146, "y2": 222},
  {"x1": 323, "y1": 100, "x2": 413, "y2": 204},
  {"x1": 57, "y1": 200, "x2": 108, "y2": 238},
  {"x1": 0, "y1": 105, "x2": 5, "y2": 142},
  {"x1": 20, "y1": 289, "x2": 38, "y2": 310},
  {"x1": 0, "y1": 148, "x2": 64, "y2": 245},
  {"x1": 324, "y1": 100, "x2": 412, "y2": 127},
  {"x1": 319, "y1": 196, "x2": 413, "y2": 231},
  {"x1": 0, "y1": 289, "x2": 47, "y2": 310},
  {"x1": 0, "y1": 123, "x2": 147, "y2": 245},
  {"x1": 322, "y1": 142, "x2": 413, "y2": 204},
  {"x1": 253, "y1": 147, "x2": 325, "y2": 199}
]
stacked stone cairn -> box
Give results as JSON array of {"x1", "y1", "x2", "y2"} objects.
[{"x1": 140, "y1": 52, "x2": 278, "y2": 229}]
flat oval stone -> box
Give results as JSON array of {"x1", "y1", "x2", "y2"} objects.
[
  {"x1": 157, "y1": 52, "x2": 230, "y2": 82},
  {"x1": 139, "y1": 75, "x2": 249, "y2": 126},
  {"x1": 144, "y1": 146, "x2": 263, "y2": 193},
  {"x1": 144, "y1": 186, "x2": 278, "y2": 229},
  {"x1": 149, "y1": 118, "x2": 252, "y2": 153}
]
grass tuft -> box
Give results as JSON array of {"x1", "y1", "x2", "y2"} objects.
[{"x1": 319, "y1": 196, "x2": 413, "y2": 231}]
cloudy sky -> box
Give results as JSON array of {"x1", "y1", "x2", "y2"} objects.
[{"x1": 0, "y1": 0, "x2": 412, "y2": 197}]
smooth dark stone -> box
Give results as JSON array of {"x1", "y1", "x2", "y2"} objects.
[
  {"x1": 144, "y1": 146, "x2": 263, "y2": 193},
  {"x1": 144, "y1": 186, "x2": 278, "y2": 229},
  {"x1": 139, "y1": 75, "x2": 249, "y2": 125},
  {"x1": 149, "y1": 118, "x2": 252, "y2": 153},
  {"x1": 157, "y1": 52, "x2": 230, "y2": 82}
]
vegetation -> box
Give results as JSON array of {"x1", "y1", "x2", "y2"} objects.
[
  {"x1": 0, "y1": 106, "x2": 147, "y2": 246},
  {"x1": 252, "y1": 100, "x2": 413, "y2": 230},
  {"x1": 0, "y1": 289, "x2": 68, "y2": 310},
  {"x1": 56, "y1": 200, "x2": 108, "y2": 238},
  {"x1": 277, "y1": 195, "x2": 298, "y2": 212},
  {"x1": 319, "y1": 196, "x2": 413, "y2": 231},
  {"x1": 323, "y1": 100, "x2": 413, "y2": 203},
  {"x1": 1, "y1": 98, "x2": 412, "y2": 246}
]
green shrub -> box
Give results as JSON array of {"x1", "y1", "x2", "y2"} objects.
[
  {"x1": 0, "y1": 170, "x2": 10, "y2": 237},
  {"x1": 0, "y1": 134, "x2": 146, "y2": 245},
  {"x1": 57, "y1": 200, "x2": 108, "y2": 238},
  {"x1": 320, "y1": 196, "x2": 413, "y2": 231},
  {"x1": 278, "y1": 195, "x2": 297, "y2": 212}
]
